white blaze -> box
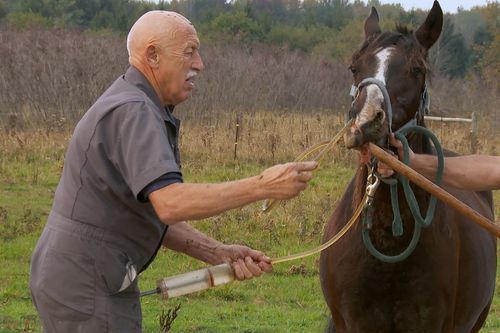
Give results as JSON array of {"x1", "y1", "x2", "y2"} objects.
[
  {"x1": 356, "y1": 47, "x2": 393, "y2": 127},
  {"x1": 374, "y1": 47, "x2": 393, "y2": 83}
]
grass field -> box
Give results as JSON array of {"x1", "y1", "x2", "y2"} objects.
[{"x1": 0, "y1": 112, "x2": 498, "y2": 332}]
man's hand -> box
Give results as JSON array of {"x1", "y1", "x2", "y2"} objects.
[
  {"x1": 214, "y1": 244, "x2": 272, "y2": 281},
  {"x1": 377, "y1": 134, "x2": 415, "y2": 177},
  {"x1": 259, "y1": 161, "x2": 318, "y2": 200}
]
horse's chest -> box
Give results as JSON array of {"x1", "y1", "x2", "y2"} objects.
[{"x1": 333, "y1": 258, "x2": 452, "y2": 332}]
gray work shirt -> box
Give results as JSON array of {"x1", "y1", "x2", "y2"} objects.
[{"x1": 47, "y1": 66, "x2": 181, "y2": 278}]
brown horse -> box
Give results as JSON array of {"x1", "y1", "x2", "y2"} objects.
[{"x1": 319, "y1": 1, "x2": 497, "y2": 332}]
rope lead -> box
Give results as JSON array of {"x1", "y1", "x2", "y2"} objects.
[{"x1": 362, "y1": 125, "x2": 444, "y2": 263}]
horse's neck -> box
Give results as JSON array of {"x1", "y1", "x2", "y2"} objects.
[
  {"x1": 411, "y1": 119, "x2": 432, "y2": 154},
  {"x1": 409, "y1": 133, "x2": 428, "y2": 154},
  {"x1": 353, "y1": 165, "x2": 368, "y2": 210},
  {"x1": 351, "y1": 132, "x2": 430, "y2": 219}
]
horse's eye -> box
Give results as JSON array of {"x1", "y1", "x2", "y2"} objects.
[
  {"x1": 411, "y1": 67, "x2": 424, "y2": 75},
  {"x1": 349, "y1": 65, "x2": 358, "y2": 75}
]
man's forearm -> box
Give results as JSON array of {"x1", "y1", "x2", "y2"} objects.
[
  {"x1": 150, "y1": 176, "x2": 263, "y2": 224},
  {"x1": 412, "y1": 154, "x2": 500, "y2": 191},
  {"x1": 162, "y1": 221, "x2": 223, "y2": 265}
]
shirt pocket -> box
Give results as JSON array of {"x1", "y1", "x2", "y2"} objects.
[{"x1": 38, "y1": 248, "x2": 95, "y2": 321}]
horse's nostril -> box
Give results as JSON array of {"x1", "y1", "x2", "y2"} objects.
[{"x1": 375, "y1": 111, "x2": 384, "y2": 121}]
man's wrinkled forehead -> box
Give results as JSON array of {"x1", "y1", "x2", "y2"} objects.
[{"x1": 164, "y1": 24, "x2": 199, "y2": 51}]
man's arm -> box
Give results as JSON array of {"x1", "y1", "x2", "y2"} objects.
[
  {"x1": 162, "y1": 221, "x2": 272, "y2": 280},
  {"x1": 149, "y1": 161, "x2": 317, "y2": 224},
  {"x1": 161, "y1": 221, "x2": 225, "y2": 264},
  {"x1": 410, "y1": 154, "x2": 500, "y2": 191},
  {"x1": 377, "y1": 134, "x2": 500, "y2": 191}
]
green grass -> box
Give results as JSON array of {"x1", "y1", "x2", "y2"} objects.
[{"x1": 0, "y1": 132, "x2": 499, "y2": 332}]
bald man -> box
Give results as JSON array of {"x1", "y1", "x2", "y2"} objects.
[{"x1": 29, "y1": 11, "x2": 317, "y2": 332}]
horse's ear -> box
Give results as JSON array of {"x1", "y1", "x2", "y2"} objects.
[
  {"x1": 364, "y1": 7, "x2": 381, "y2": 39},
  {"x1": 415, "y1": 1, "x2": 443, "y2": 50}
]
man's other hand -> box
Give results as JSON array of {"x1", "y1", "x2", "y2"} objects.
[
  {"x1": 377, "y1": 134, "x2": 415, "y2": 178},
  {"x1": 214, "y1": 244, "x2": 272, "y2": 281}
]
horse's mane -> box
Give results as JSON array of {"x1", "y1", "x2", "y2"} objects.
[{"x1": 395, "y1": 24, "x2": 412, "y2": 35}]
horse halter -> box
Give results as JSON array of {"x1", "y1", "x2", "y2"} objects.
[
  {"x1": 348, "y1": 77, "x2": 443, "y2": 263},
  {"x1": 349, "y1": 77, "x2": 430, "y2": 135}
]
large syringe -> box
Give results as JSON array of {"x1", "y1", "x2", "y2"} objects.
[{"x1": 141, "y1": 263, "x2": 235, "y2": 299}]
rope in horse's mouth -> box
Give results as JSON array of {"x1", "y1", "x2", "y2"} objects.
[{"x1": 141, "y1": 122, "x2": 499, "y2": 299}]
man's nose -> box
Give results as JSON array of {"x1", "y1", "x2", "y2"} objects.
[{"x1": 192, "y1": 52, "x2": 204, "y2": 71}]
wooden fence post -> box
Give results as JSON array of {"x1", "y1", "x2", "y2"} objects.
[
  {"x1": 471, "y1": 112, "x2": 477, "y2": 154},
  {"x1": 234, "y1": 113, "x2": 241, "y2": 160},
  {"x1": 424, "y1": 114, "x2": 477, "y2": 154}
]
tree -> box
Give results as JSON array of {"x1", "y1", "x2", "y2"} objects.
[
  {"x1": 210, "y1": 11, "x2": 263, "y2": 43},
  {"x1": 453, "y1": 9, "x2": 486, "y2": 46},
  {"x1": 0, "y1": 0, "x2": 8, "y2": 20},
  {"x1": 471, "y1": 2, "x2": 500, "y2": 82},
  {"x1": 184, "y1": 0, "x2": 228, "y2": 24},
  {"x1": 268, "y1": 24, "x2": 328, "y2": 52},
  {"x1": 313, "y1": 18, "x2": 363, "y2": 60},
  {"x1": 430, "y1": 16, "x2": 471, "y2": 78},
  {"x1": 12, "y1": 0, "x2": 79, "y2": 27}
]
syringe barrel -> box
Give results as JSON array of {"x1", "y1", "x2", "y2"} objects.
[{"x1": 156, "y1": 263, "x2": 235, "y2": 299}]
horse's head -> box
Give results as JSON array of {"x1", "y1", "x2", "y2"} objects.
[{"x1": 344, "y1": 1, "x2": 443, "y2": 150}]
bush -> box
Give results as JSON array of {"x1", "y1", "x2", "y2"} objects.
[
  {"x1": 209, "y1": 11, "x2": 263, "y2": 43},
  {"x1": 5, "y1": 12, "x2": 52, "y2": 29}
]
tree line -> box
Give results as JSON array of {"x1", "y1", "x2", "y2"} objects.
[{"x1": 0, "y1": 0, "x2": 498, "y2": 79}]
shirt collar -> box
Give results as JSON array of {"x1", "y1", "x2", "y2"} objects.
[{"x1": 124, "y1": 66, "x2": 180, "y2": 128}]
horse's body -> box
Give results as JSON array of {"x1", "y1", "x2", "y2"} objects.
[
  {"x1": 319, "y1": 2, "x2": 496, "y2": 332},
  {"x1": 320, "y1": 162, "x2": 495, "y2": 332}
]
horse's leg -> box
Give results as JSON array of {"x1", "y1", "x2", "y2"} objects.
[
  {"x1": 468, "y1": 300, "x2": 492, "y2": 333},
  {"x1": 324, "y1": 318, "x2": 336, "y2": 333},
  {"x1": 320, "y1": 174, "x2": 364, "y2": 333}
]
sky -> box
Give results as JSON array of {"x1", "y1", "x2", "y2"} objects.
[{"x1": 377, "y1": 0, "x2": 496, "y2": 13}]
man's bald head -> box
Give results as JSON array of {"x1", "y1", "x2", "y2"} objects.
[{"x1": 127, "y1": 11, "x2": 198, "y2": 68}]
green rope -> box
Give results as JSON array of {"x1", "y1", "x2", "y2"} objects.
[
  {"x1": 389, "y1": 182, "x2": 404, "y2": 236},
  {"x1": 362, "y1": 125, "x2": 444, "y2": 263}
]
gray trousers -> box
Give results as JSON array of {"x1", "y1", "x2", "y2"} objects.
[{"x1": 30, "y1": 224, "x2": 142, "y2": 332}]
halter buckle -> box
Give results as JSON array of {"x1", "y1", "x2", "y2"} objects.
[{"x1": 365, "y1": 173, "x2": 380, "y2": 205}]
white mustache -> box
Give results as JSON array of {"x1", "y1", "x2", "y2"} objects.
[{"x1": 186, "y1": 71, "x2": 197, "y2": 80}]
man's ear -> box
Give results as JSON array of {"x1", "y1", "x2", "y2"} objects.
[{"x1": 146, "y1": 45, "x2": 160, "y2": 68}]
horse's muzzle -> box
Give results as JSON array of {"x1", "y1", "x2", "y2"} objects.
[
  {"x1": 344, "y1": 114, "x2": 387, "y2": 149},
  {"x1": 344, "y1": 124, "x2": 363, "y2": 149}
]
